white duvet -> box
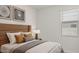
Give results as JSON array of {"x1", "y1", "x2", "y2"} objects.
[
  {"x1": 1, "y1": 40, "x2": 62, "y2": 53},
  {"x1": 26, "y1": 42, "x2": 62, "y2": 53}
]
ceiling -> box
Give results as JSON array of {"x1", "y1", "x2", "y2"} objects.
[{"x1": 30, "y1": 5, "x2": 53, "y2": 10}]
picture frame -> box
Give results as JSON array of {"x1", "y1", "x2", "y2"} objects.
[
  {"x1": 0, "y1": 5, "x2": 13, "y2": 20},
  {"x1": 13, "y1": 6, "x2": 25, "y2": 22}
]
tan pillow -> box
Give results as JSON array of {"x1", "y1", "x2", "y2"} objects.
[
  {"x1": 24, "y1": 33, "x2": 32, "y2": 37},
  {"x1": 15, "y1": 34, "x2": 25, "y2": 43},
  {"x1": 24, "y1": 33, "x2": 33, "y2": 41}
]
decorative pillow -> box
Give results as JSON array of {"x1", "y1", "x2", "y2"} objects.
[
  {"x1": 15, "y1": 34, "x2": 25, "y2": 43},
  {"x1": 24, "y1": 33, "x2": 32, "y2": 37},
  {"x1": 21, "y1": 32, "x2": 32, "y2": 35},
  {"x1": 23, "y1": 33, "x2": 34, "y2": 42},
  {"x1": 6, "y1": 32, "x2": 20, "y2": 44},
  {"x1": 21, "y1": 32, "x2": 33, "y2": 38}
]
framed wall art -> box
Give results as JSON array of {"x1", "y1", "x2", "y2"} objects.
[
  {"x1": 0, "y1": 5, "x2": 13, "y2": 20},
  {"x1": 13, "y1": 6, "x2": 25, "y2": 21}
]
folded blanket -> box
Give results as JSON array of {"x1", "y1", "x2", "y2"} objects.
[{"x1": 13, "y1": 40, "x2": 46, "y2": 53}]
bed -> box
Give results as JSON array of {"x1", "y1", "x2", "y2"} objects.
[
  {"x1": 1, "y1": 40, "x2": 63, "y2": 53},
  {"x1": 0, "y1": 23, "x2": 63, "y2": 53}
]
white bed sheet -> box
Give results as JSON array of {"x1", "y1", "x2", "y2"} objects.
[
  {"x1": 1, "y1": 40, "x2": 37, "y2": 53},
  {"x1": 26, "y1": 42, "x2": 62, "y2": 53}
]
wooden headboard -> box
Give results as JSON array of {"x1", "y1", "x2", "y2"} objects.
[{"x1": 0, "y1": 23, "x2": 31, "y2": 46}]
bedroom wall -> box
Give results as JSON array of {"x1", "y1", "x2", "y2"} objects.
[
  {"x1": 0, "y1": 5, "x2": 37, "y2": 30},
  {"x1": 37, "y1": 5, "x2": 79, "y2": 52},
  {"x1": 37, "y1": 6, "x2": 61, "y2": 43}
]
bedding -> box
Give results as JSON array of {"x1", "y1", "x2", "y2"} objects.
[
  {"x1": 13, "y1": 40, "x2": 46, "y2": 53},
  {"x1": 21, "y1": 32, "x2": 31, "y2": 34},
  {"x1": 1, "y1": 40, "x2": 63, "y2": 53},
  {"x1": 6, "y1": 32, "x2": 21, "y2": 44},
  {"x1": 21, "y1": 32, "x2": 35, "y2": 38},
  {"x1": 26, "y1": 42, "x2": 62, "y2": 53},
  {"x1": 15, "y1": 34, "x2": 25, "y2": 43},
  {"x1": 1, "y1": 40, "x2": 37, "y2": 53},
  {"x1": 23, "y1": 32, "x2": 33, "y2": 42},
  {"x1": 21, "y1": 32, "x2": 33, "y2": 38}
]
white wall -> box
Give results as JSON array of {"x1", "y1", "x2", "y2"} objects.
[
  {"x1": 37, "y1": 5, "x2": 79, "y2": 52},
  {"x1": 0, "y1": 5, "x2": 37, "y2": 30},
  {"x1": 37, "y1": 6, "x2": 61, "y2": 42}
]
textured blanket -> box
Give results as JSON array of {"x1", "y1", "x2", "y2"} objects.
[{"x1": 13, "y1": 40, "x2": 46, "y2": 53}]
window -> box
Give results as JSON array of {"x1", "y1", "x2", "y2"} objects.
[{"x1": 62, "y1": 9, "x2": 79, "y2": 36}]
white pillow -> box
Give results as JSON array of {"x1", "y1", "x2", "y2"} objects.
[{"x1": 7, "y1": 32, "x2": 21, "y2": 44}]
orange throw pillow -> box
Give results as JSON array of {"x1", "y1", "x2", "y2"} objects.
[{"x1": 15, "y1": 34, "x2": 25, "y2": 43}]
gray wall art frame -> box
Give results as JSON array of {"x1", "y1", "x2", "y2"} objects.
[
  {"x1": 0, "y1": 5, "x2": 13, "y2": 20},
  {"x1": 13, "y1": 6, "x2": 25, "y2": 22}
]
